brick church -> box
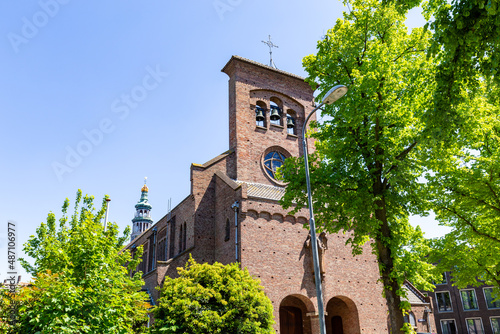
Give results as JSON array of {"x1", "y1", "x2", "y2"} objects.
[{"x1": 124, "y1": 56, "x2": 390, "y2": 333}]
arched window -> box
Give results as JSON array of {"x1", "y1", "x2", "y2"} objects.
[
  {"x1": 182, "y1": 222, "x2": 187, "y2": 251},
  {"x1": 255, "y1": 101, "x2": 266, "y2": 127},
  {"x1": 270, "y1": 98, "x2": 282, "y2": 126},
  {"x1": 404, "y1": 312, "x2": 416, "y2": 327},
  {"x1": 179, "y1": 224, "x2": 183, "y2": 254},
  {"x1": 409, "y1": 312, "x2": 416, "y2": 327},
  {"x1": 225, "y1": 219, "x2": 230, "y2": 241}
]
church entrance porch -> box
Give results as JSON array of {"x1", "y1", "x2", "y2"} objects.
[
  {"x1": 279, "y1": 295, "x2": 315, "y2": 334},
  {"x1": 325, "y1": 296, "x2": 360, "y2": 334}
]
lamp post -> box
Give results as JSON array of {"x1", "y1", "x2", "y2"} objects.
[
  {"x1": 104, "y1": 198, "x2": 111, "y2": 232},
  {"x1": 302, "y1": 85, "x2": 347, "y2": 334}
]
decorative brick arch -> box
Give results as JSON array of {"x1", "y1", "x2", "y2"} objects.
[
  {"x1": 325, "y1": 296, "x2": 361, "y2": 334},
  {"x1": 279, "y1": 294, "x2": 315, "y2": 334}
]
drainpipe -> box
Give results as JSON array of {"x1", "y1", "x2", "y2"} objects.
[{"x1": 231, "y1": 201, "x2": 239, "y2": 262}]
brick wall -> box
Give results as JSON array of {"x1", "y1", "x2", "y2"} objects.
[{"x1": 122, "y1": 56, "x2": 390, "y2": 333}]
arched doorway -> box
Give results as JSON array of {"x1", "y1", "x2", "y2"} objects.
[
  {"x1": 280, "y1": 306, "x2": 303, "y2": 334},
  {"x1": 279, "y1": 295, "x2": 314, "y2": 334},
  {"x1": 331, "y1": 316, "x2": 343, "y2": 334},
  {"x1": 325, "y1": 296, "x2": 360, "y2": 334}
]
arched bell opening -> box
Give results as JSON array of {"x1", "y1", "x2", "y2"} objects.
[
  {"x1": 325, "y1": 296, "x2": 360, "y2": 334},
  {"x1": 286, "y1": 109, "x2": 297, "y2": 135},
  {"x1": 270, "y1": 97, "x2": 283, "y2": 126},
  {"x1": 255, "y1": 101, "x2": 267, "y2": 127},
  {"x1": 279, "y1": 295, "x2": 314, "y2": 334}
]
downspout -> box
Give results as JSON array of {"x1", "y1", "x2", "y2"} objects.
[{"x1": 231, "y1": 201, "x2": 239, "y2": 262}]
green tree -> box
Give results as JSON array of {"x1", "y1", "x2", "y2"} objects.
[
  {"x1": 385, "y1": 0, "x2": 499, "y2": 138},
  {"x1": 17, "y1": 190, "x2": 150, "y2": 334},
  {"x1": 280, "y1": 1, "x2": 439, "y2": 332},
  {"x1": 151, "y1": 257, "x2": 274, "y2": 334},
  {"x1": 0, "y1": 288, "x2": 20, "y2": 334},
  {"x1": 384, "y1": 0, "x2": 500, "y2": 296},
  {"x1": 426, "y1": 87, "x2": 500, "y2": 290}
]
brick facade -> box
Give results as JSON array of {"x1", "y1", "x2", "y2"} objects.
[
  {"x1": 427, "y1": 272, "x2": 500, "y2": 334},
  {"x1": 124, "y1": 56, "x2": 391, "y2": 333}
]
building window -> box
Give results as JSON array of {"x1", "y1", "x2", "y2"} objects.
[
  {"x1": 404, "y1": 312, "x2": 416, "y2": 327},
  {"x1": 461, "y1": 289, "x2": 479, "y2": 311},
  {"x1": 149, "y1": 231, "x2": 156, "y2": 271},
  {"x1": 436, "y1": 291, "x2": 453, "y2": 312},
  {"x1": 491, "y1": 317, "x2": 500, "y2": 334},
  {"x1": 225, "y1": 218, "x2": 230, "y2": 241},
  {"x1": 269, "y1": 100, "x2": 282, "y2": 126},
  {"x1": 466, "y1": 318, "x2": 484, "y2": 334},
  {"x1": 409, "y1": 312, "x2": 416, "y2": 327},
  {"x1": 264, "y1": 151, "x2": 286, "y2": 180},
  {"x1": 139, "y1": 242, "x2": 148, "y2": 274},
  {"x1": 179, "y1": 223, "x2": 183, "y2": 254},
  {"x1": 182, "y1": 222, "x2": 187, "y2": 252},
  {"x1": 484, "y1": 288, "x2": 500, "y2": 309},
  {"x1": 169, "y1": 217, "x2": 176, "y2": 259},
  {"x1": 434, "y1": 272, "x2": 447, "y2": 285},
  {"x1": 157, "y1": 227, "x2": 167, "y2": 262},
  {"x1": 441, "y1": 319, "x2": 457, "y2": 334}
]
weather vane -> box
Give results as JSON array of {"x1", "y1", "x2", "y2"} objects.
[
  {"x1": 144, "y1": 177, "x2": 147, "y2": 185},
  {"x1": 262, "y1": 35, "x2": 278, "y2": 69}
]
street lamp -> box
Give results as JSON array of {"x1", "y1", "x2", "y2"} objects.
[{"x1": 302, "y1": 85, "x2": 347, "y2": 334}]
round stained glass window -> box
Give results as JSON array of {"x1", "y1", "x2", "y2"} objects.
[{"x1": 263, "y1": 151, "x2": 286, "y2": 179}]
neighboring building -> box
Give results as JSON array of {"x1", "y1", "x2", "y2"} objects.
[
  {"x1": 124, "y1": 55, "x2": 390, "y2": 334},
  {"x1": 404, "y1": 280, "x2": 436, "y2": 333},
  {"x1": 426, "y1": 272, "x2": 500, "y2": 334}
]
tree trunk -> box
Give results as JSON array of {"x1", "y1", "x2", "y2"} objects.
[{"x1": 375, "y1": 199, "x2": 406, "y2": 334}]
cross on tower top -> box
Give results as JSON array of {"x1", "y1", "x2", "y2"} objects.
[{"x1": 261, "y1": 35, "x2": 278, "y2": 69}]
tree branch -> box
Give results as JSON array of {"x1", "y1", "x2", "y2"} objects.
[
  {"x1": 439, "y1": 205, "x2": 500, "y2": 243},
  {"x1": 384, "y1": 141, "x2": 418, "y2": 181},
  {"x1": 338, "y1": 57, "x2": 355, "y2": 85}
]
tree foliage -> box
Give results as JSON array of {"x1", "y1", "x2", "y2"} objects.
[
  {"x1": 17, "y1": 190, "x2": 150, "y2": 334},
  {"x1": 151, "y1": 257, "x2": 274, "y2": 334},
  {"x1": 386, "y1": 0, "x2": 499, "y2": 139},
  {"x1": 384, "y1": 0, "x2": 500, "y2": 292},
  {"x1": 280, "y1": 0, "x2": 440, "y2": 332},
  {"x1": 0, "y1": 288, "x2": 19, "y2": 334},
  {"x1": 426, "y1": 86, "x2": 500, "y2": 290}
]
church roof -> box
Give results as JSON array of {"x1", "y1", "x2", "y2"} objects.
[
  {"x1": 235, "y1": 180, "x2": 285, "y2": 201},
  {"x1": 222, "y1": 55, "x2": 307, "y2": 82}
]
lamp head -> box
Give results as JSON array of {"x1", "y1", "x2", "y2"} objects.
[{"x1": 322, "y1": 85, "x2": 348, "y2": 104}]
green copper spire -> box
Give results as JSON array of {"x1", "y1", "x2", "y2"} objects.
[{"x1": 131, "y1": 177, "x2": 153, "y2": 241}]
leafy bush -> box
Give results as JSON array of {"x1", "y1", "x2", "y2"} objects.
[{"x1": 151, "y1": 257, "x2": 274, "y2": 334}]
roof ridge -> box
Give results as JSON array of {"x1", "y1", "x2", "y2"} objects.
[{"x1": 222, "y1": 55, "x2": 307, "y2": 82}]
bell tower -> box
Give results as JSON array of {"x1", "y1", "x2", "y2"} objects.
[
  {"x1": 131, "y1": 178, "x2": 153, "y2": 241},
  {"x1": 221, "y1": 56, "x2": 316, "y2": 186}
]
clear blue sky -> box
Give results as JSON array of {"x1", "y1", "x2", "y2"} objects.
[{"x1": 0, "y1": 0, "x2": 449, "y2": 281}]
